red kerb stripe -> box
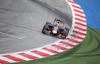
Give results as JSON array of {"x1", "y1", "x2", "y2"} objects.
[
  {"x1": 72, "y1": 4, "x2": 81, "y2": 9},
  {"x1": 59, "y1": 41, "x2": 74, "y2": 47},
  {"x1": 71, "y1": 34, "x2": 84, "y2": 39},
  {"x1": 75, "y1": 13, "x2": 86, "y2": 18},
  {"x1": 19, "y1": 53, "x2": 38, "y2": 60},
  {"x1": 31, "y1": 50, "x2": 50, "y2": 57},
  {"x1": 4, "y1": 55, "x2": 25, "y2": 62},
  {"x1": 75, "y1": 17, "x2": 86, "y2": 22},
  {"x1": 67, "y1": 38, "x2": 79, "y2": 43},
  {"x1": 52, "y1": 44, "x2": 67, "y2": 50},
  {"x1": 0, "y1": 59, "x2": 8, "y2": 64},
  {"x1": 73, "y1": 30, "x2": 86, "y2": 36},
  {"x1": 42, "y1": 47, "x2": 58, "y2": 54},
  {"x1": 75, "y1": 22, "x2": 86, "y2": 26},
  {"x1": 74, "y1": 9, "x2": 84, "y2": 14},
  {"x1": 68, "y1": 0, "x2": 76, "y2": 4},
  {"x1": 74, "y1": 26, "x2": 87, "y2": 31}
]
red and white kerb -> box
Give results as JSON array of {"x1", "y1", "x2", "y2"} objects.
[{"x1": 0, "y1": 0, "x2": 87, "y2": 64}]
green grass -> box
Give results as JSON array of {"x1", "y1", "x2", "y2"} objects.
[{"x1": 11, "y1": 27, "x2": 100, "y2": 64}]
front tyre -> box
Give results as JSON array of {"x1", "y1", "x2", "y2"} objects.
[{"x1": 42, "y1": 24, "x2": 48, "y2": 34}]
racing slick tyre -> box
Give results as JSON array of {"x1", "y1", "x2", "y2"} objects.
[
  {"x1": 42, "y1": 24, "x2": 48, "y2": 34},
  {"x1": 65, "y1": 27, "x2": 69, "y2": 31},
  {"x1": 46, "y1": 22, "x2": 51, "y2": 25},
  {"x1": 63, "y1": 30, "x2": 67, "y2": 38},
  {"x1": 61, "y1": 29, "x2": 67, "y2": 39}
]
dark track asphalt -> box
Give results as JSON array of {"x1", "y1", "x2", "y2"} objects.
[{"x1": 0, "y1": 0, "x2": 72, "y2": 54}]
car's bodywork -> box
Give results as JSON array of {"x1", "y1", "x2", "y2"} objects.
[{"x1": 42, "y1": 18, "x2": 69, "y2": 39}]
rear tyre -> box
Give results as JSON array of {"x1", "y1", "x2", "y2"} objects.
[{"x1": 61, "y1": 29, "x2": 67, "y2": 39}]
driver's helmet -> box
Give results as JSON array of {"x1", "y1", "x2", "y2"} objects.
[
  {"x1": 54, "y1": 18, "x2": 61, "y2": 27},
  {"x1": 56, "y1": 20, "x2": 60, "y2": 26}
]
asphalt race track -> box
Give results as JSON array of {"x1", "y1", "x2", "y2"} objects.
[{"x1": 0, "y1": 0, "x2": 72, "y2": 54}]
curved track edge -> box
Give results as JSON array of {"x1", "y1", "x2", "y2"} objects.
[{"x1": 0, "y1": 0, "x2": 87, "y2": 63}]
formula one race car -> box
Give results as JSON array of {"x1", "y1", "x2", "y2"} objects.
[{"x1": 42, "y1": 18, "x2": 69, "y2": 39}]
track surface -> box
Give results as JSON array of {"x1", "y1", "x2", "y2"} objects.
[{"x1": 0, "y1": 0, "x2": 72, "y2": 54}]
